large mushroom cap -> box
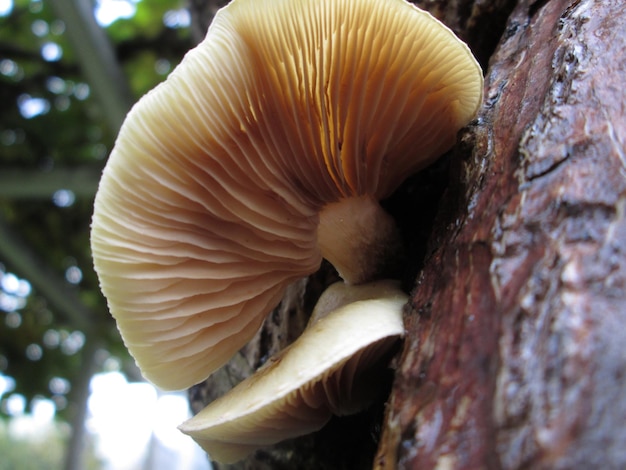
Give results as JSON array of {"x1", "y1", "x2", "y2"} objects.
[
  {"x1": 91, "y1": 0, "x2": 483, "y2": 390},
  {"x1": 178, "y1": 280, "x2": 407, "y2": 463}
]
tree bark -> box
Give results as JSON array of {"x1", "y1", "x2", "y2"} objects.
[
  {"x1": 379, "y1": 0, "x2": 626, "y2": 468},
  {"x1": 188, "y1": 1, "x2": 626, "y2": 468},
  {"x1": 63, "y1": 338, "x2": 102, "y2": 470}
]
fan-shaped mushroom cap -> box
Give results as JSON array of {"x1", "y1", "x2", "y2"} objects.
[
  {"x1": 178, "y1": 280, "x2": 407, "y2": 463},
  {"x1": 91, "y1": 0, "x2": 483, "y2": 390}
]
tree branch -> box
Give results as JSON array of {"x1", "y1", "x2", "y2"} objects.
[
  {"x1": 0, "y1": 167, "x2": 100, "y2": 199},
  {"x1": 0, "y1": 217, "x2": 97, "y2": 332},
  {"x1": 48, "y1": 0, "x2": 134, "y2": 133}
]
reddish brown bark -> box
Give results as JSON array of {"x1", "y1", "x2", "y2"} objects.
[{"x1": 378, "y1": 0, "x2": 626, "y2": 468}]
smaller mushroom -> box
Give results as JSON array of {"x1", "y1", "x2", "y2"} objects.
[{"x1": 178, "y1": 280, "x2": 407, "y2": 463}]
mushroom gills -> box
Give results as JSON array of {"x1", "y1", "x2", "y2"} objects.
[
  {"x1": 178, "y1": 280, "x2": 407, "y2": 464},
  {"x1": 90, "y1": 0, "x2": 483, "y2": 391}
]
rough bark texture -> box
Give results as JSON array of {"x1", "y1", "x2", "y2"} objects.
[
  {"x1": 187, "y1": 0, "x2": 626, "y2": 468},
  {"x1": 379, "y1": 0, "x2": 626, "y2": 468}
]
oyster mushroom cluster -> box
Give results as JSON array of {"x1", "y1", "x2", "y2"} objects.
[{"x1": 91, "y1": 0, "x2": 483, "y2": 463}]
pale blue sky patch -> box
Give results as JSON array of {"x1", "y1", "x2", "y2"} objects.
[
  {"x1": 0, "y1": 0, "x2": 12, "y2": 17},
  {"x1": 95, "y1": 0, "x2": 139, "y2": 27}
]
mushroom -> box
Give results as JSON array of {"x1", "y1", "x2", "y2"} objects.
[
  {"x1": 178, "y1": 280, "x2": 407, "y2": 463},
  {"x1": 91, "y1": 0, "x2": 483, "y2": 391}
]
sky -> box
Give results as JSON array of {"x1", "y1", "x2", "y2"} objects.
[
  {"x1": 94, "y1": 0, "x2": 139, "y2": 27},
  {"x1": 87, "y1": 372, "x2": 210, "y2": 470},
  {"x1": 1, "y1": 370, "x2": 211, "y2": 470}
]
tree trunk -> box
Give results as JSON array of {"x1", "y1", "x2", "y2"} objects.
[
  {"x1": 188, "y1": 1, "x2": 626, "y2": 468},
  {"x1": 63, "y1": 339, "x2": 101, "y2": 470},
  {"x1": 379, "y1": 0, "x2": 626, "y2": 468}
]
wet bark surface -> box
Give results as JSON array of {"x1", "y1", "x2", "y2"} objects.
[
  {"x1": 379, "y1": 0, "x2": 626, "y2": 468},
  {"x1": 187, "y1": 1, "x2": 626, "y2": 468}
]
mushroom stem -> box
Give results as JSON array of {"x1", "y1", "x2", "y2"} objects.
[{"x1": 317, "y1": 195, "x2": 403, "y2": 284}]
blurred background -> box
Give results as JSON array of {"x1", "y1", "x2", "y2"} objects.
[{"x1": 0, "y1": 0, "x2": 211, "y2": 468}]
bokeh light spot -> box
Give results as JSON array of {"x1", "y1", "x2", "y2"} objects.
[
  {"x1": 53, "y1": 189, "x2": 75, "y2": 207},
  {"x1": 41, "y1": 42, "x2": 63, "y2": 61},
  {"x1": 49, "y1": 377, "x2": 71, "y2": 395},
  {"x1": 163, "y1": 9, "x2": 190, "y2": 28},
  {"x1": 18, "y1": 94, "x2": 50, "y2": 119},
  {"x1": 26, "y1": 344, "x2": 43, "y2": 361},
  {"x1": 43, "y1": 329, "x2": 61, "y2": 348},
  {"x1": 0, "y1": 0, "x2": 12, "y2": 16},
  {"x1": 0, "y1": 58, "x2": 18, "y2": 77},
  {"x1": 31, "y1": 19, "x2": 48, "y2": 37},
  {"x1": 5, "y1": 393, "x2": 25, "y2": 416},
  {"x1": 1, "y1": 272, "x2": 19, "y2": 293},
  {"x1": 95, "y1": 0, "x2": 136, "y2": 26},
  {"x1": 61, "y1": 330, "x2": 85, "y2": 355},
  {"x1": 50, "y1": 19, "x2": 65, "y2": 35},
  {"x1": 65, "y1": 265, "x2": 82, "y2": 284},
  {"x1": 74, "y1": 82, "x2": 90, "y2": 100},
  {"x1": 154, "y1": 58, "x2": 171, "y2": 75},
  {"x1": 5, "y1": 311, "x2": 22, "y2": 328}
]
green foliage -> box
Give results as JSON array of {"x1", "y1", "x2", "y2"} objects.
[
  {"x1": 0, "y1": 419, "x2": 102, "y2": 470},
  {"x1": 0, "y1": 0, "x2": 192, "y2": 421}
]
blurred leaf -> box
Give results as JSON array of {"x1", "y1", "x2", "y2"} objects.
[
  {"x1": 0, "y1": 420, "x2": 102, "y2": 470},
  {"x1": 0, "y1": 0, "x2": 192, "y2": 419}
]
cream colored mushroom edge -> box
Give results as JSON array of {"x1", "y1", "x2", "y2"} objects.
[
  {"x1": 179, "y1": 280, "x2": 407, "y2": 463},
  {"x1": 90, "y1": 0, "x2": 483, "y2": 462}
]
